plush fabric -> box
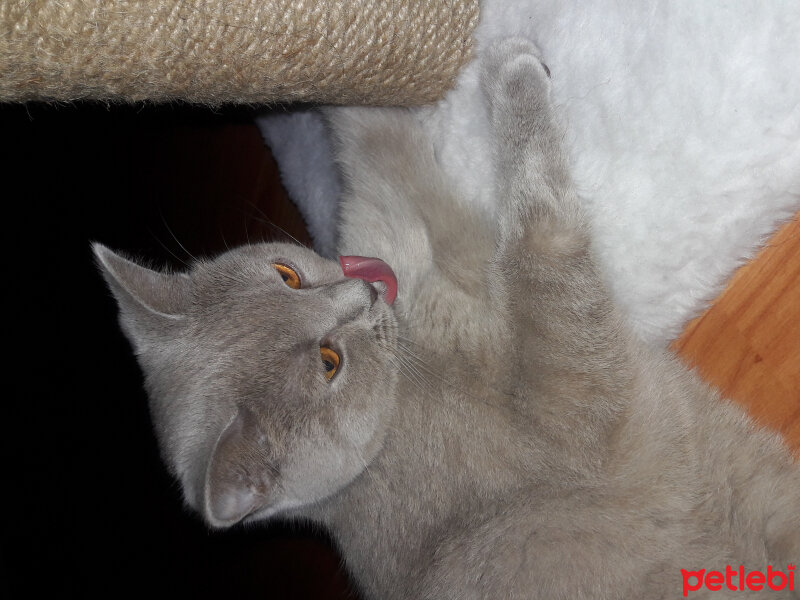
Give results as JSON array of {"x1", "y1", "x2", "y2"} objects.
[
  {"x1": 0, "y1": 1, "x2": 477, "y2": 105},
  {"x1": 258, "y1": 0, "x2": 800, "y2": 345}
]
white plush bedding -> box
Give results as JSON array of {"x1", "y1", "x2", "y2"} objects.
[{"x1": 258, "y1": 0, "x2": 800, "y2": 346}]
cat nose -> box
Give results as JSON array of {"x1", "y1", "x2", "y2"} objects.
[{"x1": 326, "y1": 278, "x2": 375, "y2": 311}]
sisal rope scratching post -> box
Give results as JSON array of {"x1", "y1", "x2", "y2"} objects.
[{"x1": 0, "y1": 1, "x2": 479, "y2": 105}]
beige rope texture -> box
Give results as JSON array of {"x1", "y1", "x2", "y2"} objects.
[{"x1": 0, "y1": 1, "x2": 479, "y2": 105}]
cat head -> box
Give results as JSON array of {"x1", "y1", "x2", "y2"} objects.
[{"x1": 94, "y1": 242, "x2": 399, "y2": 528}]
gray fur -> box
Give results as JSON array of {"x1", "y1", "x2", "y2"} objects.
[{"x1": 96, "y1": 39, "x2": 799, "y2": 599}]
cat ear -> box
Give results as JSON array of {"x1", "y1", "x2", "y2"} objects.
[
  {"x1": 93, "y1": 243, "x2": 191, "y2": 352},
  {"x1": 204, "y1": 408, "x2": 271, "y2": 528}
]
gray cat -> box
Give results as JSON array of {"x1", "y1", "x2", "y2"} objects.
[{"x1": 95, "y1": 39, "x2": 799, "y2": 599}]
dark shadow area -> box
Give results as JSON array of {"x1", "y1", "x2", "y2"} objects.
[{"x1": 3, "y1": 102, "x2": 356, "y2": 599}]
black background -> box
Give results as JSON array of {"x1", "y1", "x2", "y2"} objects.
[{"x1": 4, "y1": 102, "x2": 354, "y2": 599}]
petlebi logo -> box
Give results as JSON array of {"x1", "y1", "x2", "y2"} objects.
[{"x1": 681, "y1": 564, "x2": 795, "y2": 597}]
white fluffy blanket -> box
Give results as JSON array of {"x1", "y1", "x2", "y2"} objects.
[{"x1": 258, "y1": 0, "x2": 800, "y2": 346}]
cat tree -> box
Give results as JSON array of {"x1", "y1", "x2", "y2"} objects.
[{"x1": 0, "y1": 1, "x2": 479, "y2": 105}]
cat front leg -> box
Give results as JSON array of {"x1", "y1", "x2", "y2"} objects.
[
  {"x1": 480, "y1": 37, "x2": 585, "y2": 247},
  {"x1": 481, "y1": 38, "x2": 633, "y2": 434}
]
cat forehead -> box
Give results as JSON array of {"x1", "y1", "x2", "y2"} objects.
[
  {"x1": 191, "y1": 242, "x2": 341, "y2": 290},
  {"x1": 209, "y1": 241, "x2": 333, "y2": 270},
  {"x1": 182, "y1": 243, "x2": 345, "y2": 339}
]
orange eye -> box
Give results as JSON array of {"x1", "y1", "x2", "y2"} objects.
[
  {"x1": 273, "y1": 263, "x2": 301, "y2": 289},
  {"x1": 320, "y1": 346, "x2": 340, "y2": 380}
]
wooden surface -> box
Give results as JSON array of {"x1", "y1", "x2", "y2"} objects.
[{"x1": 673, "y1": 214, "x2": 800, "y2": 455}]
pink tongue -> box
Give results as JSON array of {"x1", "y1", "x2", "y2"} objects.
[{"x1": 339, "y1": 256, "x2": 398, "y2": 305}]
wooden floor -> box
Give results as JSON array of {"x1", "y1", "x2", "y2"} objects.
[{"x1": 673, "y1": 214, "x2": 800, "y2": 455}]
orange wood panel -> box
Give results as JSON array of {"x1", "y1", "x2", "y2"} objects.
[{"x1": 673, "y1": 214, "x2": 800, "y2": 454}]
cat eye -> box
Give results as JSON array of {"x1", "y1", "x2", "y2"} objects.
[
  {"x1": 320, "y1": 346, "x2": 340, "y2": 380},
  {"x1": 272, "y1": 263, "x2": 301, "y2": 289}
]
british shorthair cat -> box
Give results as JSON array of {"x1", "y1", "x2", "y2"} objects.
[{"x1": 96, "y1": 39, "x2": 799, "y2": 599}]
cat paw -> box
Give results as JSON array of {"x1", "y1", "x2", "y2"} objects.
[{"x1": 481, "y1": 37, "x2": 552, "y2": 114}]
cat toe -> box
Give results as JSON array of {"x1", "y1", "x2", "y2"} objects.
[
  {"x1": 482, "y1": 37, "x2": 548, "y2": 79},
  {"x1": 481, "y1": 37, "x2": 551, "y2": 106}
]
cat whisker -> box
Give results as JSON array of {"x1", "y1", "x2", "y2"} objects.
[
  {"x1": 159, "y1": 210, "x2": 199, "y2": 264},
  {"x1": 394, "y1": 340, "x2": 450, "y2": 387},
  {"x1": 395, "y1": 337, "x2": 508, "y2": 413},
  {"x1": 147, "y1": 227, "x2": 192, "y2": 269},
  {"x1": 147, "y1": 228, "x2": 248, "y2": 290},
  {"x1": 387, "y1": 351, "x2": 432, "y2": 396},
  {"x1": 392, "y1": 341, "x2": 446, "y2": 394},
  {"x1": 349, "y1": 439, "x2": 379, "y2": 489},
  {"x1": 243, "y1": 201, "x2": 307, "y2": 248},
  {"x1": 207, "y1": 264, "x2": 251, "y2": 288},
  {"x1": 386, "y1": 353, "x2": 420, "y2": 391},
  {"x1": 243, "y1": 213, "x2": 252, "y2": 246},
  {"x1": 395, "y1": 352, "x2": 434, "y2": 392}
]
